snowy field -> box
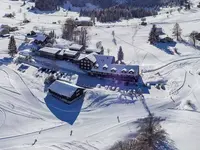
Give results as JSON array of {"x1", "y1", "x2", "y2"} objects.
[{"x1": 0, "y1": 0, "x2": 200, "y2": 150}]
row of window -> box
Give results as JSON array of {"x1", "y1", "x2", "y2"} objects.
[
  {"x1": 81, "y1": 63, "x2": 91, "y2": 67},
  {"x1": 80, "y1": 66, "x2": 90, "y2": 70},
  {"x1": 81, "y1": 59, "x2": 91, "y2": 64}
]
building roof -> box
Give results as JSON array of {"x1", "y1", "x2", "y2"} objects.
[
  {"x1": 92, "y1": 60, "x2": 139, "y2": 76},
  {"x1": 38, "y1": 47, "x2": 61, "y2": 55},
  {"x1": 49, "y1": 80, "x2": 83, "y2": 98},
  {"x1": 69, "y1": 44, "x2": 83, "y2": 51},
  {"x1": 35, "y1": 34, "x2": 47, "y2": 42},
  {"x1": 85, "y1": 48, "x2": 101, "y2": 54},
  {"x1": 77, "y1": 52, "x2": 97, "y2": 63},
  {"x1": 63, "y1": 49, "x2": 79, "y2": 56},
  {"x1": 94, "y1": 54, "x2": 115, "y2": 67}
]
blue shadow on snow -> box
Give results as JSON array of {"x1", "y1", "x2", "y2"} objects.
[
  {"x1": 155, "y1": 42, "x2": 176, "y2": 55},
  {"x1": 44, "y1": 94, "x2": 83, "y2": 125}
]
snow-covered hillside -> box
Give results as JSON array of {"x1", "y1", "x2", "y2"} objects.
[{"x1": 0, "y1": 0, "x2": 200, "y2": 150}]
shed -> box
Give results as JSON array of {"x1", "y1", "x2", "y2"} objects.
[
  {"x1": 38, "y1": 47, "x2": 61, "y2": 59},
  {"x1": 48, "y1": 80, "x2": 85, "y2": 104},
  {"x1": 69, "y1": 44, "x2": 84, "y2": 52},
  {"x1": 85, "y1": 48, "x2": 102, "y2": 54}
]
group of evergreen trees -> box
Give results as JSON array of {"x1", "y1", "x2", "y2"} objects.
[
  {"x1": 148, "y1": 23, "x2": 182, "y2": 44},
  {"x1": 80, "y1": 6, "x2": 158, "y2": 23}
]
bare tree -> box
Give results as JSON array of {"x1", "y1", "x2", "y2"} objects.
[
  {"x1": 172, "y1": 23, "x2": 182, "y2": 41},
  {"x1": 189, "y1": 31, "x2": 198, "y2": 47},
  {"x1": 78, "y1": 27, "x2": 90, "y2": 48},
  {"x1": 107, "y1": 48, "x2": 111, "y2": 55},
  {"x1": 133, "y1": 114, "x2": 177, "y2": 150},
  {"x1": 62, "y1": 18, "x2": 76, "y2": 41},
  {"x1": 109, "y1": 114, "x2": 177, "y2": 150}
]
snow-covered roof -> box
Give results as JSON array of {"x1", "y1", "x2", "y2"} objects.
[
  {"x1": 92, "y1": 63, "x2": 139, "y2": 76},
  {"x1": 49, "y1": 80, "x2": 82, "y2": 98},
  {"x1": 19, "y1": 49, "x2": 32, "y2": 56},
  {"x1": 129, "y1": 69, "x2": 135, "y2": 73},
  {"x1": 111, "y1": 67, "x2": 117, "y2": 72},
  {"x1": 35, "y1": 34, "x2": 47, "y2": 42},
  {"x1": 122, "y1": 68, "x2": 127, "y2": 73},
  {"x1": 94, "y1": 54, "x2": 115, "y2": 66},
  {"x1": 76, "y1": 17, "x2": 91, "y2": 22},
  {"x1": 103, "y1": 64, "x2": 108, "y2": 69},
  {"x1": 69, "y1": 44, "x2": 83, "y2": 51},
  {"x1": 38, "y1": 47, "x2": 61, "y2": 55},
  {"x1": 77, "y1": 52, "x2": 97, "y2": 63},
  {"x1": 63, "y1": 49, "x2": 79, "y2": 56},
  {"x1": 85, "y1": 48, "x2": 101, "y2": 54}
]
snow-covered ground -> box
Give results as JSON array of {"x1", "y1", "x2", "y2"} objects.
[{"x1": 0, "y1": 0, "x2": 200, "y2": 149}]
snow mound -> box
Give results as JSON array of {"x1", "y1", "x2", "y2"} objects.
[{"x1": 82, "y1": 89, "x2": 137, "y2": 111}]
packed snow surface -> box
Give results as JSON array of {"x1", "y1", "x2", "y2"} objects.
[{"x1": 0, "y1": 0, "x2": 200, "y2": 150}]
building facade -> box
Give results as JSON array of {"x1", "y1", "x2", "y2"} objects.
[{"x1": 48, "y1": 80, "x2": 85, "y2": 104}]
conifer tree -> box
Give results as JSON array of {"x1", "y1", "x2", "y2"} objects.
[
  {"x1": 118, "y1": 46, "x2": 124, "y2": 62},
  {"x1": 189, "y1": 31, "x2": 198, "y2": 47},
  {"x1": 172, "y1": 23, "x2": 182, "y2": 41},
  {"x1": 100, "y1": 46, "x2": 104, "y2": 55},
  {"x1": 149, "y1": 24, "x2": 158, "y2": 44},
  {"x1": 8, "y1": 36, "x2": 17, "y2": 57}
]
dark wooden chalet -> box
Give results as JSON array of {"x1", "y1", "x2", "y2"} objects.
[{"x1": 48, "y1": 80, "x2": 85, "y2": 104}]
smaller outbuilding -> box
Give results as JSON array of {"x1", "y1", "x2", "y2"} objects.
[
  {"x1": 85, "y1": 48, "x2": 102, "y2": 54},
  {"x1": 69, "y1": 43, "x2": 84, "y2": 52},
  {"x1": 63, "y1": 49, "x2": 80, "y2": 60},
  {"x1": 0, "y1": 27, "x2": 9, "y2": 37},
  {"x1": 74, "y1": 18, "x2": 93, "y2": 26},
  {"x1": 34, "y1": 33, "x2": 50, "y2": 46},
  {"x1": 48, "y1": 80, "x2": 85, "y2": 104},
  {"x1": 38, "y1": 47, "x2": 61, "y2": 59},
  {"x1": 159, "y1": 35, "x2": 173, "y2": 43}
]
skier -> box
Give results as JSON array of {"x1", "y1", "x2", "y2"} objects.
[
  {"x1": 117, "y1": 116, "x2": 120, "y2": 123},
  {"x1": 70, "y1": 130, "x2": 73, "y2": 136},
  {"x1": 32, "y1": 139, "x2": 37, "y2": 146}
]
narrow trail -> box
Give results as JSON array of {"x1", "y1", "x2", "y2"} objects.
[{"x1": 143, "y1": 56, "x2": 200, "y2": 73}]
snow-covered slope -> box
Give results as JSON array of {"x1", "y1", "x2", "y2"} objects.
[{"x1": 0, "y1": 0, "x2": 200, "y2": 150}]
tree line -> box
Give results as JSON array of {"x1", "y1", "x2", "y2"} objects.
[{"x1": 80, "y1": 6, "x2": 158, "y2": 23}]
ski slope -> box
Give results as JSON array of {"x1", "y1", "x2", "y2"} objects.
[{"x1": 0, "y1": 0, "x2": 200, "y2": 150}]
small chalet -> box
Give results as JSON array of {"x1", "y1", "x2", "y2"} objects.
[
  {"x1": 0, "y1": 27, "x2": 9, "y2": 37},
  {"x1": 155, "y1": 27, "x2": 164, "y2": 35},
  {"x1": 74, "y1": 19, "x2": 93, "y2": 26},
  {"x1": 34, "y1": 33, "x2": 50, "y2": 46},
  {"x1": 62, "y1": 49, "x2": 80, "y2": 60},
  {"x1": 69, "y1": 44, "x2": 84, "y2": 52},
  {"x1": 85, "y1": 48, "x2": 102, "y2": 54},
  {"x1": 38, "y1": 47, "x2": 61, "y2": 59},
  {"x1": 48, "y1": 80, "x2": 85, "y2": 104},
  {"x1": 159, "y1": 35, "x2": 173, "y2": 43},
  {"x1": 77, "y1": 53, "x2": 97, "y2": 70}
]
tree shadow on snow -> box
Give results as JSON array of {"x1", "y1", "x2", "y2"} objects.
[
  {"x1": 44, "y1": 95, "x2": 83, "y2": 125},
  {"x1": 155, "y1": 42, "x2": 176, "y2": 55},
  {"x1": 0, "y1": 57, "x2": 13, "y2": 66}
]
